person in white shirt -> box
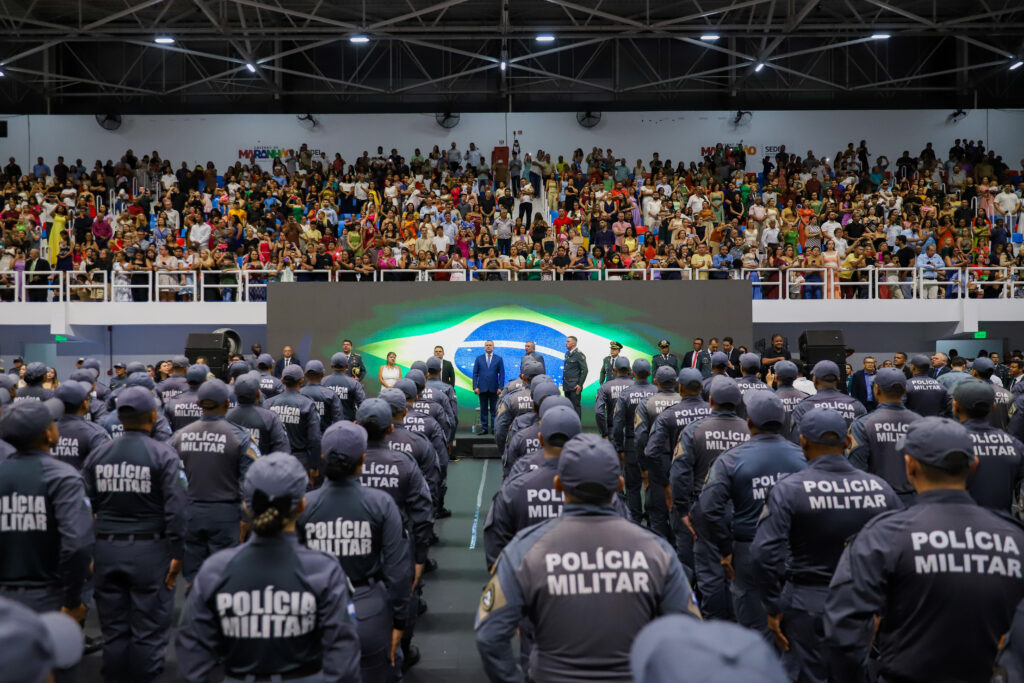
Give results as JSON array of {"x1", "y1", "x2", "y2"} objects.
[
  {"x1": 833, "y1": 229, "x2": 849, "y2": 258},
  {"x1": 760, "y1": 220, "x2": 780, "y2": 249},
  {"x1": 188, "y1": 217, "x2": 212, "y2": 250},
  {"x1": 995, "y1": 184, "x2": 1021, "y2": 223},
  {"x1": 465, "y1": 143, "x2": 485, "y2": 169},
  {"x1": 821, "y1": 213, "x2": 842, "y2": 242},
  {"x1": 685, "y1": 191, "x2": 705, "y2": 217}
]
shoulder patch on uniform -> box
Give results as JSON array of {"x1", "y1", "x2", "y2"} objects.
[{"x1": 476, "y1": 578, "x2": 507, "y2": 623}]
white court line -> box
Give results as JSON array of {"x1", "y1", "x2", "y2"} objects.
[{"x1": 468, "y1": 459, "x2": 490, "y2": 549}]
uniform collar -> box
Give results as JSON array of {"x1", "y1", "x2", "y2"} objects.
[
  {"x1": 748, "y1": 432, "x2": 784, "y2": 442},
  {"x1": 60, "y1": 413, "x2": 86, "y2": 422},
  {"x1": 964, "y1": 418, "x2": 993, "y2": 430},
  {"x1": 807, "y1": 453, "x2": 854, "y2": 471},
  {"x1": 876, "y1": 402, "x2": 907, "y2": 411},
  {"x1": 328, "y1": 477, "x2": 362, "y2": 489},
  {"x1": 915, "y1": 489, "x2": 974, "y2": 504},
  {"x1": 249, "y1": 531, "x2": 301, "y2": 547},
  {"x1": 200, "y1": 414, "x2": 225, "y2": 422},
  {"x1": 711, "y1": 408, "x2": 739, "y2": 417},
  {"x1": 561, "y1": 503, "x2": 618, "y2": 517},
  {"x1": 14, "y1": 448, "x2": 52, "y2": 458}
]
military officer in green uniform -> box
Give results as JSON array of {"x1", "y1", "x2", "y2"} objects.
[
  {"x1": 343, "y1": 339, "x2": 367, "y2": 383},
  {"x1": 563, "y1": 336, "x2": 589, "y2": 417},
  {"x1": 600, "y1": 341, "x2": 624, "y2": 385}
]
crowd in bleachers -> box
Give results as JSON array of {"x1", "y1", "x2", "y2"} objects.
[{"x1": 1, "y1": 137, "x2": 1023, "y2": 301}]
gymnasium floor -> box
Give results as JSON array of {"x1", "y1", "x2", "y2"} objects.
[{"x1": 79, "y1": 457, "x2": 504, "y2": 682}]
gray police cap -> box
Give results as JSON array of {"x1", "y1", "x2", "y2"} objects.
[
  {"x1": 897, "y1": 417, "x2": 975, "y2": 471},
  {"x1": 186, "y1": 364, "x2": 209, "y2": 385},
  {"x1": 630, "y1": 615, "x2": 788, "y2": 683},
  {"x1": 0, "y1": 399, "x2": 63, "y2": 447},
  {"x1": 710, "y1": 351, "x2": 730, "y2": 368},
  {"x1": 540, "y1": 405, "x2": 582, "y2": 442},
  {"x1": 330, "y1": 353, "x2": 350, "y2": 369},
  {"x1": 632, "y1": 358, "x2": 652, "y2": 377},
  {"x1": 304, "y1": 360, "x2": 325, "y2": 375},
  {"x1": 0, "y1": 597, "x2": 84, "y2": 683},
  {"x1": 228, "y1": 361, "x2": 250, "y2": 379},
  {"x1": 113, "y1": 362, "x2": 126, "y2": 370},
  {"x1": 197, "y1": 379, "x2": 230, "y2": 406},
  {"x1": 322, "y1": 421, "x2": 368, "y2": 468},
  {"x1": 125, "y1": 361, "x2": 147, "y2": 375},
  {"x1": 539, "y1": 395, "x2": 574, "y2": 417},
  {"x1": 557, "y1": 434, "x2": 622, "y2": 496},
  {"x1": 394, "y1": 378, "x2": 418, "y2": 401},
  {"x1": 774, "y1": 360, "x2": 798, "y2": 382},
  {"x1": 910, "y1": 354, "x2": 931, "y2": 369},
  {"x1": 531, "y1": 382, "x2": 561, "y2": 407},
  {"x1": 82, "y1": 358, "x2": 101, "y2": 372},
  {"x1": 953, "y1": 379, "x2": 995, "y2": 411},
  {"x1": 55, "y1": 381, "x2": 90, "y2": 407},
  {"x1": 972, "y1": 357, "x2": 995, "y2": 375},
  {"x1": 739, "y1": 353, "x2": 761, "y2": 371},
  {"x1": 655, "y1": 365, "x2": 678, "y2": 386},
  {"x1": 233, "y1": 373, "x2": 261, "y2": 402},
  {"x1": 799, "y1": 407, "x2": 848, "y2": 446},
  {"x1": 744, "y1": 390, "x2": 785, "y2": 428},
  {"x1": 678, "y1": 368, "x2": 703, "y2": 388},
  {"x1": 69, "y1": 369, "x2": 97, "y2": 384},
  {"x1": 520, "y1": 360, "x2": 543, "y2": 380},
  {"x1": 709, "y1": 376, "x2": 742, "y2": 407},
  {"x1": 379, "y1": 388, "x2": 407, "y2": 414},
  {"x1": 117, "y1": 386, "x2": 158, "y2": 415},
  {"x1": 410, "y1": 361, "x2": 428, "y2": 373},
  {"x1": 405, "y1": 369, "x2": 426, "y2": 391},
  {"x1": 24, "y1": 362, "x2": 47, "y2": 383},
  {"x1": 530, "y1": 374, "x2": 553, "y2": 389},
  {"x1": 243, "y1": 452, "x2": 307, "y2": 515},
  {"x1": 281, "y1": 365, "x2": 304, "y2": 383},
  {"x1": 171, "y1": 355, "x2": 190, "y2": 368},
  {"x1": 875, "y1": 367, "x2": 907, "y2": 392},
  {"x1": 426, "y1": 357, "x2": 442, "y2": 372},
  {"x1": 256, "y1": 353, "x2": 275, "y2": 369},
  {"x1": 614, "y1": 356, "x2": 631, "y2": 371},
  {"x1": 811, "y1": 360, "x2": 840, "y2": 380},
  {"x1": 126, "y1": 372, "x2": 156, "y2": 390},
  {"x1": 356, "y1": 398, "x2": 393, "y2": 429},
  {"x1": 0, "y1": 375, "x2": 13, "y2": 391}
]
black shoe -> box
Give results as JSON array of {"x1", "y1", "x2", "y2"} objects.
[
  {"x1": 424, "y1": 558, "x2": 438, "y2": 573},
  {"x1": 418, "y1": 597, "x2": 428, "y2": 616},
  {"x1": 435, "y1": 507, "x2": 452, "y2": 519},
  {"x1": 84, "y1": 635, "x2": 104, "y2": 655},
  {"x1": 402, "y1": 645, "x2": 421, "y2": 672}
]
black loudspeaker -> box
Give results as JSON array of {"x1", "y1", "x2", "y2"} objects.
[
  {"x1": 185, "y1": 331, "x2": 239, "y2": 380},
  {"x1": 799, "y1": 329, "x2": 848, "y2": 393}
]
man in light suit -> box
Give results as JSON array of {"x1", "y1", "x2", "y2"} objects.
[
  {"x1": 472, "y1": 340, "x2": 505, "y2": 434},
  {"x1": 522, "y1": 341, "x2": 546, "y2": 373},
  {"x1": 272, "y1": 345, "x2": 301, "y2": 378},
  {"x1": 433, "y1": 346, "x2": 457, "y2": 386}
]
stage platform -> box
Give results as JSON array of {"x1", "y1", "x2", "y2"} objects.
[{"x1": 453, "y1": 432, "x2": 499, "y2": 460}]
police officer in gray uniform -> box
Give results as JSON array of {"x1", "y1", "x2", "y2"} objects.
[
  {"x1": 15, "y1": 362, "x2": 54, "y2": 402},
  {"x1": 227, "y1": 372, "x2": 291, "y2": 455},
  {"x1": 301, "y1": 360, "x2": 343, "y2": 428},
  {"x1": 494, "y1": 360, "x2": 544, "y2": 452},
  {"x1": 952, "y1": 379, "x2": 1024, "y2": 513},
  {"x1": 164, "y1": 364, "x2": 209, "y2": 432},
  {"x1": 670, "y1": 376, "x2": 750, "y2": 616},
  {"x1": 505, "y1": 396, "x2": 576, "y2": 480},
  {"x1": 823, "y1": 417, "x2": 1024, "y2": 683},
  {"x1": 155, "y1": 355, "x2": 190, "y2": 403},
  {"x1": 176, "y1": 453, "x2": 362, "y2": 683},
  {"x1": 425, "y1": 357, "x2": 458, "y2": 437},
  {"x1": 81, "y1": 386, "x2": 187, "y2": 683},
  {"x1": 772, "y1": 360, "x2": 809, "y2": 442},
  {"x1": 848, "y1": 367, "x2": 923, "y2": 505},
  {"x1": 0, "y1": 400, "x2": 93, "y2": 615},
  {"x1": 322, "y1": 353, "x2": 366, "y2": 421},
  {"x1": 52, "y1": 381, "x2": 110, "y2": 470},
  {"x1": 790, "y1": 361, "x2": 867, "y2": 434},
  {"x1": 612, "y1": 359, "x2": 656, "y2": 523},
  {"x1": 0, "y1": 374, "x2": 15, "y2": 407},
  {"x1": 503, "y1": 385, "x2": 564, "y2": 478},
  {"x1": 904, "y1": 354, "x2": 952, "y2": 417},
  {"x1": 170, "y1": 379, "x2": 260, "y2": 583},
  {"x1": 102, "y1": 373, "x2": 173, "y2": 441},
  {"x1": 108, "y1": 362, "x2": 129, "y2": 390},
  {"x1": 395, "y1": 378, "x2": 449, "y2": 514},
  {"x1": 699, "y1": 352, "x2": 731, "y2": 401},
  {"x1": 405, "y1": 369, "x2": 453, "y2": 445},
  {"x1": 255, "y1": 353, "x2": 285, "y2": 399},
  {"x1": 972, "y1": 357, "x2": 1014, "y2": 430},
  {"x1": 82, "y1": 357, "x2": 111, "y2": 405},
  {"x1": 265, "y1": 365, "x2": 322, "y2": 478},
  {"x1": 635, "y1": 366, "x2": 682, "y2": 540},
  {"x1": 380, "y1": 388, "x2": 442, "y2": 516},
  {"x1": 0, "y1": 594, "x2": 86, "y2": 683},
  {"x1": 735, "y1": 352, "x2": 771, "y2": 406},
  {"x1": 698, "y1": 391, "x2": 807, "y2": 637},
  {"x1": 298, "y1": 421, "x2": 412, "y2": 683},
  {"x1": 475, "y1": 434, "x2": 695, "y2": 683},
  {"x1": 356, "y1": 399, "x2": 434, "y2": 671},
  {"x1": 750, "y1": 407, "x2": 901, "y2": 683},
  {"x1": 484, "y1": 406, "x2": 584, "y2": 569},
  {"x1": 562, "y1": 336, "x2": 588, "y2": 417},
  {"x1": 595, "y1": 356, "x2": 633, "y2": 438},
  {"x1": 69, "y1": 368, "x2": 109, "y2": 424},
  {"x1": 105, "y1": 362, "x2": 149, "y2": 411}
]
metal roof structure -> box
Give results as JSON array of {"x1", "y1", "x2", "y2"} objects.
[{"x1": 1, "y1": 0, "x2": 1022, "y2": 113}]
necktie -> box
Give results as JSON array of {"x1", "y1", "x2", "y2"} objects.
[
  {"x1": 284, "y1": 357, "x2": 290, "y2": 367},
  {"x1": 691, "y1": 354, "x2": 697, "y2": 368},
  {"x1": 487, "y1": 354, "x2": 491, "y2": 367}
]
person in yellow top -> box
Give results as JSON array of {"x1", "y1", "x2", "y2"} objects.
[
  {"x1": 838, "y1": 244, "x2": 867, "y2": 298},
  {"x1": 227, "y1": 200, "x2": 247, "y2": 226},
  {"x1": 48, "y1": 204, "x2": 69, "y2": 265},
  {"x1": 690, "y1": 242, "x2": 714, "y2": 280}
]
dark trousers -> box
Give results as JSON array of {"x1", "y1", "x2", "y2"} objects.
[
  {"x1": 621, "y1": 438, "x2": 643, "y2": 523},
  {"x1": 693, "y1": 535, "x2": 734, "y2": 620},
  {"x1": 497, "y1": 238, "x2": 511, "y2": 255},
  {"x1": 671, "y1": 515, "x2": 696, "y2": 584},
  {"x1": 184, "y1": 502, "x2": 240, "y2": 582},
  {"x1": 517, "y1": 201, "x2": 532, "y2": 222},
  {"x1": 731, "y1": 541, "x2": 769, "y2": 639},
  {"x1": 564, "y1": 386, "x2": 581, "y2": 416},
  {"x1": 645, "y1": 480, "x2": 673, "y2": 541},
  {"x1": 478, "y1": 391, "x2": 498, "y2": 431},
  {"x1": 779, "y1": 583, "x2": 830, "y2": 683},
  {"x1": 94, "y1": 537, "x2": 175, "y2": 683},
  {"x1": 353, "y1": 582, "x2": 393, "y2": 683}
]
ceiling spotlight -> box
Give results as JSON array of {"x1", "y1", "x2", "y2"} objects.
[
  {"x1": 1011, "y1": 60, "x2": 1023, "y2": 71},
  {"x1": 0, "y1": 69, "x2": 5, "y2": 77},
  {"x1": 700, "y1": 34, "x2": 720, "y2": 41},
  {"x1": 350, "y1": 35, "x2": 370, "y2": 44},
  {"x1": 500, "y1": 61, "x2": 507, "y2": 71},
  {"x1": 754, "y1": 62, "x2": 765, "y2": 72},
  {"x1": 246, "y1": 62, "x2": 256, "y2": 72},
  {"x1": 536, "y1": 34, "x2": 555, "y2": 42},
  {"x1": 870, "y1": 33, "x2": 891, "y2": 40},
  {"x1": 154, "y1": 36, "x2": 175, "y2": 44}
]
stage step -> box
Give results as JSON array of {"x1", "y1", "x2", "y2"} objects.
[{"x1": 453, "y1": 433, "x2": 500, "y2": 459}]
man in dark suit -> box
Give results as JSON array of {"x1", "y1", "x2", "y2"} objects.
[
  {"x1": 272, "y1": 345, "x2": 301, "y2": 378},
  {"x1": 654, "y1": 339, "x2": 682, "y2": 373},
  {"x1": 930, "y1": 352, "x2": 951, "y2": 379},
  {"x1": 472, "y1": 340, "x2": 505, "y2": 434},
  {"x1": 679, "y1": 338, "x2": 707, "y2": 373},
  {"x1": 850, "y1": 355, "x2": 879, "y2": 411},
  {"x1": 522, "y1": 341, "x2": 546, "y2": 373},
  {"x1": 24, "y1": 248, "x2": 49, "y2": 302},
  {"x1": 722, "y1": 336, "x2": 742, "y2": 378},
  {"x1": 433, "y1": 345, "x2": 456, "y2": 386}
]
